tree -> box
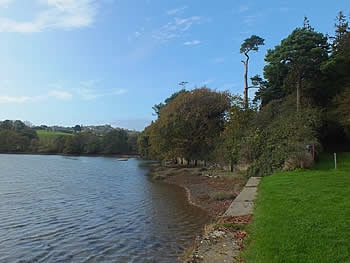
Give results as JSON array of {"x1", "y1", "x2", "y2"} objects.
[
  {"x1": 13, "y1": 120, "x2": 25, "y2": 131},
  {"x1": 138, "y1": 130, "x2": 150, "y2": 157},
  {"x1": 103, "y1": 129, "x2": 129, "y2": 154},
  {"x1": 334, "y1": 87, "x2": 350, "y2": 137},
  {"x1": 0, "y1": 120, "x2": 38, "y2": 153},
  {"x1": 63, "y1": 136, "x2": 82, "y2": 154},
  {"x1": 333, "y1": 11, "x2": 349, "y2": 52},
  {"x1": 83, "y1": 133, "x2": 102, "y2": 154},
  {"x1": 142, "y1": 88, "x2": 230, "y2": 162},
  {"x1": 0, "y1": 120, "x2": 13, "y2": 130},
  {"x1": 73, "y1": 125, "x2": 81, "y2": 133},
  {"x1": 264, "y1": 27, "x2": 328, "y2": 111},
  {"x1": 216, "y1": 95, "x2": 257, "y2": 171},
  {"x1": 152, "y1": 89, "x2": 188, "y2": 117},
  {"x1": 240, "y1": 35, "x2": 265, "y2": 109}
]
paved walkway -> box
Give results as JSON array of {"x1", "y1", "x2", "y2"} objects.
[{"x1": 223, "y1": 177, "x2": 261, "y2": 216}]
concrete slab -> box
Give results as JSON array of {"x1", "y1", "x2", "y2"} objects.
[
  {"x1": 234, "y1": 187, "x2": 258, "y2": 202},
  {"x1": 223, "y1": 201, "x2": 254, "y2": 216},
  {"x1": 245, "y1": 177, "x2": 261, "y2": 187},
  {"x1": 223, "y1": 177, "x2": 261, "y2": 217}
]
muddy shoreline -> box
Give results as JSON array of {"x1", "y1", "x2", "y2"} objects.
[
  {"x1": 147, "y1": 165, "x2": 252, "y2": 262},
  {"x1": 148, "y1": 164, "x2": 246, "y2": 218}
]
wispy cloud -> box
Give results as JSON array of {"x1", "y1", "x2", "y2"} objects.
[
  {"x1": 0, "y1": 79, "x2": 126, "y2": 103},
  {"x1": 134, "y1": 31, "x2": 142, "y2": 38},
  {"x1": 239, "y1": 4, "x2": 249, "y2": 13},
  {"x1": 184, "y1": 39, "x2": 200, "y2": 46},
  {"x1": 0, "y1": 0, "x2": 100, "y2": 33},
  {"x1": 166, "y1": 5, "x2": 187, "y2": 16},
  {"x1": 0, "y1": 95, "x2": 33, "y2": 103},
  {"x1": 153, "y1": 16, "x2": 202, "y2": 42},
  {"x1": 74, "y1": 87, "x2": 127, "y2": 100},
  {"x1": 242, "y1": 15, "x2": 257, "y2": 26},
  {"x1": 49, "y1": 90, "x2": 72, "y2": 100},
  {"x1": 75, "y1": 80, "x2": 127, "y2": 100},
  {"x1": 0, "y1": 0, "x2": 11, "y2": 8},
  {"x1": 0, "y1": 89, "x2": 72, "y2": 103}
]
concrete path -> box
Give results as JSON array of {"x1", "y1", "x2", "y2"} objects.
[{"x1": 223, "y1": 177, "x2": 261, "y2": 216}]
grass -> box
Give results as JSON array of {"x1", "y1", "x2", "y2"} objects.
[
  {"x1": 243, "y1": 152, "x2": 350, "y2": 263},
  {"x1": 36, "y1": 130, "x2": 72, "y2": 138},
  {"x1": 36, "y1": 130, "x2": 72, "y2": 152}
]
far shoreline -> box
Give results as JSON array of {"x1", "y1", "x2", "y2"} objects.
[{"x1": 0, "y1": 152, "x2": 141, "y2": 158}]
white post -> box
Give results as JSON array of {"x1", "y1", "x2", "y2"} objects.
[{"x1": 334, "y1": 153, "x2": 337, "y2": 169}]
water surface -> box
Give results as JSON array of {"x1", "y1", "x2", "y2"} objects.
[{"x1": 0, "y1": 154, "x2": 209, "y2": 262}]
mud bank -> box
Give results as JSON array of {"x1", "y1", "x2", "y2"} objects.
[{"x1": 147, "y1": 165, "x2": 252, "y2": 262}]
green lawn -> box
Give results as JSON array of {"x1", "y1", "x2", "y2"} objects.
[
  {"x1": 36, "y1": 129, "x2": 72, "y2": 143},
  {"x1": 36, "y1": 130, "x2": 72, "y2": 152},
  {"x1": 36, "y1": 130, "x2": 72, "y2": 138},
  {"x1": 243, "y1": 153, "x2": 350, "y2": 263}
]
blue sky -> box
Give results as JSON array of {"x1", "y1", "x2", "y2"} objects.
[{"x1": 0, "y1": 0, "x2": 348, "y2": 130}]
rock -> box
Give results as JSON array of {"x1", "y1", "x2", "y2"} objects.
[{"x1": 211, "y1": 230, "x2": 226, "y2": 239}]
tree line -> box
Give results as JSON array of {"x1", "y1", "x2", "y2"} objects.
[
  {"x1": 138, "y1": 11, "x2": 350, "y2": 176},
  {"x1": 43, "y1": 129, "x2": 138, "y2": 155},
  {"x1": 0, "y1": 120, "x2": 138, "y2": 155}
]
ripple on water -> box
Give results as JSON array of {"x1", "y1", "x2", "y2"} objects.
[{"x1": 0, "y1": 155, "x2": 209, "y2": 263}]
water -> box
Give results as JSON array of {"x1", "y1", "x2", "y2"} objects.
[{"x1": 0, "y1": 154, "x2": 209, "y2": 263}]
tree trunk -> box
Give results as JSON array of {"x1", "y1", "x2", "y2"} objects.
[{"x1": 243, "y1": 53, "x2": 250, "y2": 110}]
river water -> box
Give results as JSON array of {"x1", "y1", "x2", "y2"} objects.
[{"x1": 0, "y1": 154, "x2": 209, "y2": 262}]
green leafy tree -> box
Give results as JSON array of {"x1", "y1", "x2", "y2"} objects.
[
  {"x1": 215, "y1": 95, "x2": 257, "y2": 171},
  {"x1": 138, "y1": 130, "x2": 150, "y2": 157},
  {"x1": 73, "y1": 125, "x2": 82, "y2": 133},
  {"x1": 103, "y1": 129, "x2": 129, "y2": 154},
  {"x1": 245, "y1": 96, "x2": 321, "y2": 176},
  {"x1": 332, "y1": 11, "x2": 349, "y2": 52},
  {"x1": 63, "y1": 136, "x2": 82, "y2": 154},
  {"x1": 146, "y1": 88, "x2": 230, "y2": 162},
  {"x1": 264, "y1": 26, "x2": 329, "y2": 111},
  {"x1": 0, "y1": 120, "x2": 38, "y2": 153},
  {"x1": 152, "y1": 89, "x2": 188, "y2": 117},
  {"x1": 81, "y1": 133, "x2": 101, "y2": 154}
]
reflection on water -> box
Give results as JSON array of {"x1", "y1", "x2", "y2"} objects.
[{"x1": 0, "y1": 154, "x2": 209, "y2": 263}]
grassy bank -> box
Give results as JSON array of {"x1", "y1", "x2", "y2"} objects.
[
  {"x1": 36, "y1": 130, "x2": 72, "y2": 152},
  {"x1": 243, "y1": 153, "x2": 350, "y2": 262},
  {"x1": 36, "y1": 130, "x2": 72, "y2": 140}
]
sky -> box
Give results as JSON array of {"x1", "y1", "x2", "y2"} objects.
[{"x1": 0, "y1": 0, "x2": 348, "y2": 131}]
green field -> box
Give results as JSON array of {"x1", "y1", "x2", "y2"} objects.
[
  {"x1": 243, "y1": 153, "x2": 350, "y2": 263},
  {"x1": 36, "y1": 130, "x2": 72, "y2": 137},
  {"x1": 36, "y1": 130, "x2": 72, "y2": 152}
]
